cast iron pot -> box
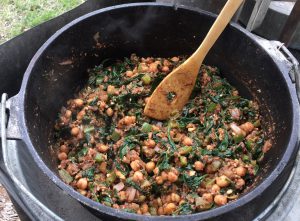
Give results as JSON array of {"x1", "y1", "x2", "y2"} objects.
[{"x1": 4, "y1": 3, "x2": 299, "y2": 221}]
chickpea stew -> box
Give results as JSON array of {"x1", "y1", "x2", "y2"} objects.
[{"x1": 54, "y1": 54, "x2": 272, "y2": 215}]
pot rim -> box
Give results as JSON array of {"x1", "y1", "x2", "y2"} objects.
[{"x1": 18, "y1": 2, "x2": 300, "y2": 220}]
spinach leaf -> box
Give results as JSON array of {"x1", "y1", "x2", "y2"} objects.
[
  {"x1": 174, "y1": 202, "x2": 193, "y2": 215},
  {"x1": 82, "y1": 167, "x2": 95, "y2": 181},
  {"x1": 118, "y1": 136, "x2": 139, "y2": 159},
  {"x1": 167, "y1": 123, "x2": 176, "y2": 151},
  {"x1": 218, "y1": 131, "x2": 228, "y2": 151},
  {"x1": 122, "y1": 208, "x2": 136, "y2": 213},
  {"x1": 126, "y1": 178, "x2": 146, "y2": 194},
  {"x1": 101, "y1": 196, "x2": 113, "y2": 206},
  {"x1": 150, "y1": 74, "x2": 165, "y2": 92},
  {"x1": 157, "y1": 152, "x2": 172, "y2": 170},
  {"x1": 77, "y1": 147, "x2": 88, "y2": 158},
  {"x1": 115, "y1": 161, "x2": 130, "y2": 176},
  {"x1": 181, "y1": 173, "x2": 207, "y2": 190}
]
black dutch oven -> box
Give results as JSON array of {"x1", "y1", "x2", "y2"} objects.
[{"x1": 3, "y1": 3, "x2": 299, "y2": 221}]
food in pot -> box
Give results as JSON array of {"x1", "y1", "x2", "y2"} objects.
[{"x1": 54, "y1": 54, "x2": 271, "y2": 215}]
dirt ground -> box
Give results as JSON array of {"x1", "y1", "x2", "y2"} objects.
[{"x1": 0, "y1": 184, "x2": 20, "y2": 221}]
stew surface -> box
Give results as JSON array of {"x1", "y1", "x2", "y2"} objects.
[{"x1": 54, "y1": 54, "x2": 272, "y2": 215}]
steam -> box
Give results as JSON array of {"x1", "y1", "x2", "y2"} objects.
[{"x1": 96, "y1": 6, "x2": 163, "y2": 43}]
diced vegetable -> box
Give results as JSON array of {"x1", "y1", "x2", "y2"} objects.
[
  {"x1": 111, "y1": 131, "x2": 121, "y2": 141},
  {"x1": 84, "y1": 126, "x2": 95, "y2": 133},
  {"x1": 141, "y1": 122, "x2": 152, "y2": 133},
  {"x1": 59, "y1": 169, "x2": 73, "y2": 184},
  {"x1": 178, "y1": 146, "x2": 193, "y2": 155},
  {"x1": 142, "y1": 74, "x2": 152, "y2": 85}
]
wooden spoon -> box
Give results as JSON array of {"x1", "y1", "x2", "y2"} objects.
[{"x1": 144, "y1": 0, "x2": 244, "y2": 120}]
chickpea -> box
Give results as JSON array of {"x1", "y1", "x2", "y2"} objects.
[
  {"x1": 107, "y1": 85, "x2": 116, "y2": 95},
  {"x1": 214, "y1": 195, "x2": 228, "y2": 206},
  {"x1": 170, "y1": 167, "x2": 179, "y2": 175},
  {"x1": 211, "y1": 184, "x2": 221, "y2": 194},
  {"x1": 118, "y1": 191, "x2": 127, "y2": 201},
  {"x1": 161, "y1": 171, "x2": 168, "y2": 181},
  {"x1": 116, "y1": 170, "x2": 126, "y2": 180},
  {"x1": 77, "y1": 178, "x2": 88, "y2": 190},
  {"x1": 240, "y1": 122, "x2": 254, "y2": 134},
  {"x1": 130, "y1": 160, "x2": 141, "y2": 171},
  {"x1": 149, "y1": 62, "x2": 158, "y2": 72},
  {"x1": 155, "y1": 176, "x2": 164, "y2": 185},
  {"x1": 171, "y1": 193, "x2": 180, "y2": 203},
  {"x1": 99, "y1": 162, "x2": 107, "y2": 173},
  {"x1": 60, "y1": 145, "x2": 69, "y2": 154},
  {"x1": 153, "y1": 167, "x2": 159, "y2": 175},
  {"x1": 77, "y1": 110, "x2": 85, "y2": 120},
  {"x1": 171, "y1": 57, "x2": 179, "y2": 62},
  {"x1": 58, "y1": 152, "x2": 67, "y2": 161},
  {"x1": 146, "y1": 161, "x2": 156, "y2": 173},
  {"x1": 205, "y1": 164, "x2": 215, "y2": 174},
  {"x1": 132, "y1": 171, "x2": 144, "y2": 182},
  {"x1": 79, "y1": 189, "x2": 87, "y2": 196},
  {"x1": 71, "y1": 127, "x2": 80, "y2": 136},
  {"x1": 158, "y1": 207, "x2": 164, "y2": 215},
  {"x1": 142, "y1": 146, "x2": 155, "y2": 158},
  {"x1": 222, "y1": 168, "x2": 234, "y2": 179},
  {"x1": 165, "y1": 195, "x2": 172, "y2": 204},
  {"x1": 182, "y1": 136, "x2": 193, "y2": 146},
  {"x1": 236, "y1": 166, "x2": 247, "y2": 177},
  {"x1": 144, "y1": 139, "x2": 156, "y2": 148},
  {"x1": 194, "y1": 161, "x2": 204, "y2": 171},
  {"x1": 124, "y1": 116, "x2": 131, "y2": 125},
  {"x1": 126, "y1": 70, "x2": 134, "y2": 77},
  {"x1": 216, "y1": 175, "x2": 230, "y2": 188},
  {"x1": 97, "y1": 143, "x2": 109, "y2": 153},
  {"x1": 74, "y1": 99, "x2": 84, "y2": 107},
  {"x1": 113, "y1": 204, "x2": 120, "y2": 209},
  {"x1": 164, "y1": 203, "x2": 176, "y2": 215},
  {"x1": 131, "y1": 203, "x2": 139, "y2": 211},
  {"x1": 141, "y1": 203, "x2": 149, "y2": 214},
  {"x1": 157, "y1": 197, "x2": 163, "y2": 206},
  {"x1": 99, "y1": 101, "x2": 106, "y2": 110},
  {"x1": 65, "y1": 110, "x2": 72, "y2": 118},
  {"x1": 202, "y1": 193, "x2": 213, "y2": 203},
  {"x1": 130, "y1": 116, "x2": 136, "y2": 124},
  {"x1": 167, "y1": 172, "x2": 178, "y2": 183},
  {"x1": 124, "y1": 116, "x2": 136, "y2": 125},
  {"x1": 105, "y1": 107, "x2": 113, "y2": 117},
  {"x1": 162, "y1": 66, "x2": 170, "y2": 73},
  {"x1": 235, "y1": 178, "x2": 245, "y2": 189}
]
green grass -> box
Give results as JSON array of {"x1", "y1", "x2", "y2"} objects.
[{"x1": 0, "y1": 0, "x2": 84, "y2": 44}]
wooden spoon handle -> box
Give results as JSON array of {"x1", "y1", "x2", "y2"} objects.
[{"x1": 192, "y1": 0, "x2": 244, "y2": 63}]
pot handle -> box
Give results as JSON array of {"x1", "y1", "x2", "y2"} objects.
[
  {"x1": 1, "y1": 93, "x2": 63, "y2": 221},
  {"x1": 274, "y1": 42, "x2": 300, "y2": 104},
  {"x1": 0, "y1": 93, "x2": 23, "y2": 140},
  {"x1": 256, "y1": 38, "x2": 300, "y2": 104}
]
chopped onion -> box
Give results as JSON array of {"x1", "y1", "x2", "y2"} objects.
[
  {"x1": 127, "y1": 187, "x2": 136, "y2": 202},
  {"x1": 229, "y1": 108, "x2": 240, "y2": 120},
  {"x1": 154, "y1": 146, "x2": 161, "y2": 152},
  {"x1": 156, "y1": 122, "x2": 163, "y2": 127},
  {"x1": 230, "y1": 123, "x2": 245, "y2": 136},
  {"x1": 113, "y1": 182, "x2": 125, "y2": 192}
]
